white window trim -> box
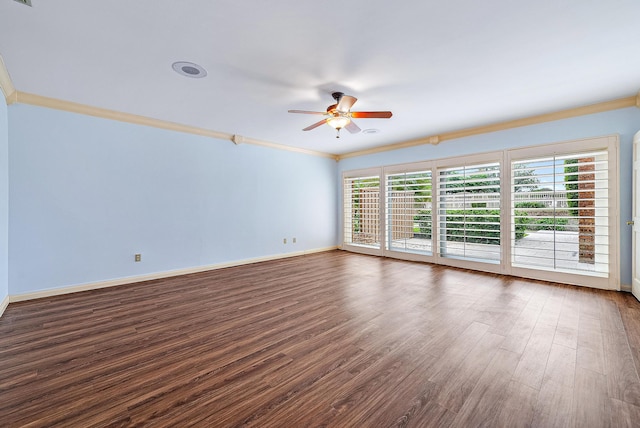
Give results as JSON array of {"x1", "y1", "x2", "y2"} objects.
[
  {"x1": 383, "y1": 161, "x2": 436, "y2": 263},
  {"x1": 341, "y1": 167, "x2": 384, "y2": 257},
  {"x1": 434, "y1": 151, "x2": 505, "y2": 275},
  {"x1": 505, "y1": 135, "x2": 619, "y2": 290}
]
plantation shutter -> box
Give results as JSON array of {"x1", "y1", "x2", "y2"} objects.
[
  {"x1": 437, "y1": 162, "x2": 501, "y2": 263},
  {"x1": 385, "y1": 170, "x2": 433, "y2": 255},
  {"x1": 511, "y1": 150, "x2": 610, "y2": 276},
  {"x1": 343, "y1": 174, "x2": 381, "y2": 250},
  {"x1": 341, "y1": 135, "x2": 617, "y2": 289}
]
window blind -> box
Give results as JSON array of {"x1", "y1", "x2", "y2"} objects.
[
  {"x1": 385, "y1": 170, "x2": 433, "y2": 255},
  {"x1": 343, "y1": 175, "x2": 381, "y2": 248},
  {"x1": 511, "y1": 151, "x2": 609, "y2": 276},
  {"x1": 437, "y1": 162, "x2": 501, "y2": 263}
]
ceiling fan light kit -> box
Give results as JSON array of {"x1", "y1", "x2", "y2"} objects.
[
  {"x1": 327, "y1": 116, "x2": 351, "y2": 129},
  {"x1": 289, "y1": 92, "x2": 392, "y2": 138}
]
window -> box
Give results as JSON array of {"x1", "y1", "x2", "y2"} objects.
[
  {"x1": 437, "y1": 162, "x2": 501, "y2": 264},
  {"x1": 343, "y1": 173, "x2": 381, "y2": 251},
  {"x1": 385, "y1": 169, "x2": 433, "y2": 255},
  {"x1": 341, "y1": 135, "x2": 618, "y2": 290},
  {"x1": 511, "y1": 150, "x2": 610, "y2": 276}
]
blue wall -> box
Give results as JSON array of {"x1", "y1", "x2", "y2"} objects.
[
  {"x1": 8, "y1": 104, "x2": 338, "y2": 295},
  {"x1": 339, "y1": 107, "x2": 640, "y2": 286},
  {"x1": 0, "y1": 98, "x2": 7, "y2": 304},
  {"x1": 5, "y1": 102, "x2": 639, "y2": 296}
]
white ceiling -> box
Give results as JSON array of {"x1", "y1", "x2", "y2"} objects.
[{"x1": 1, "y1": 0, "x2": 639, "y2": 155}]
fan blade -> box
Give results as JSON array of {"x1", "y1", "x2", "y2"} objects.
[
  {"x1": 337, "y1": 95, "x2": 357, "y2": 112},
  {"x1": 351, "y1": 111, "x2": 393, "y2": 119},
  {"x1": 345, "y1": 120, "x2": 361, "y2": 134},
  {"x1": 288, "y1": 110, "x2": 326, "y2": 115},
  {"x1": 303, "y1": 119, "x2": 328, "y2": 131}
]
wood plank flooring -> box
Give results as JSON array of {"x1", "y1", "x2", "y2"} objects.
[{"x1": 1, "y1": 250, "x2": 639, "y2": 427}]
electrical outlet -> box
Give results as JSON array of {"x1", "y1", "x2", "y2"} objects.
[
  {"x1": 134, "y1": 253, "x2": 141, "y2": 262},
  {"x1": 283, "y1": 238, "x2": 287, "y2": 244},
  {"x1": 293, "y1": 237, "x2": 297, "y2": 244}
]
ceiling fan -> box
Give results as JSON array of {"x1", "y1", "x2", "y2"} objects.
[{"x1": 288, "y1": 92, "x2": 393, "y2": 138}]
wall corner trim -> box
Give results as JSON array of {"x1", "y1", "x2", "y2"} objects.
[
  {"x1": 6, "y1": 91, "x2": 18, "y2": 104},
  {"x1": 6, "y1": 246, "x2": 339, "y2": 306},
  {"x1": 232, "y1": 134, "x2": 244, "y2": 145},
  {"x1": 0, "y1": 295, "x2": 8, "y2": 318},
  {"x1": 0, "y1": 55, "x2": 16, "y2": 103}
]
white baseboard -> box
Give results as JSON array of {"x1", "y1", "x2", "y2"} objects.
[
  {"x1": 8, "y1": 246, "x2": 338, "y2": 304},
  {"x1": 0, "y1": 294, "x2": 8, "y2": 318},
  {"x1": 620, "y1": 283, "x2": 632, "y2": 293}
]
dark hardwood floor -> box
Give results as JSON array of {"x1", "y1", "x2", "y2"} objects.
[{"x1": 1, "y1": 250, "x2": 640, "y2": 427}]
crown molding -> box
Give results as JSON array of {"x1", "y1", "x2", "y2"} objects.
[
  {"x1": 16, "y1": 91, "x2": 232, "y2": 139},
  {"x1": 3, "y1": 50, "x2": 637, "y2": 164},
  {"x1": 0, "y1": 55, "x2": 17, "y2": 103},
  {"x1": 440, "y1": 95, "x2": 637, "y2": 142},
  {"x1": 13, "y1": 91, "x2": 338, "y2": 160},
  {"x1": 337, "y1": 94, "x2": 638, "y2": 160},
  {"x1": 242, "y1": 135, "x2": 339, "y2": 160},
  {"x1": 338, "y1": 135, "x2": 441, "y2": 160},
  {"x1": 7, "y1": 88, "x2": 638, "y2": 162}
]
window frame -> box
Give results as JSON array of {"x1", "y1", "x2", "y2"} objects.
[
  {"x1": 433, "y1": 151, "x2": 506, "y2": 274},
  {"x1": 341, "y1": 167, "x2": 384, "y2": 257},
  {"x1": 383, "y1": 161, "x2": 437, "y2": 263},
  {"x1": 505, "y1": 135, "x2": 619, "y2": 289},
  {"x1": 341, "y1": 135, "x2": 620, "y2": 290}
]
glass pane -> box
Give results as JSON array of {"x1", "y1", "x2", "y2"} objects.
[
  {"x1": 344, "y1": 176, "x2": 381, "y2": 248},
  {"x1": 511, "y1": 151, "x2": 609, "y2": 276},
  {"x1": 385, "y1": 170, "x2": 432, "y2": 255},
  {"x1": 438, "y1": 162, "x2": 501, "y2": 263}
]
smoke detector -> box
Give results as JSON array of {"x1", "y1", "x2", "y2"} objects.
[
  {"x1": 13, "y1": 0, "x2": 32, "y2": 6},
  {"x1": 172, "y1": 61, "x2": 207, "y2": 78}
]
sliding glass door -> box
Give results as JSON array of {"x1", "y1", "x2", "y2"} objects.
[
  {"x1": 508, "y1": 138, "x2": 617, "y2": 288},
  {"x1": 343, "y1": 170, "x2": 382, "y2": 255},
  {"x1": 342, "y1": 135, "x2": 618, "y2": 289},
  {"x1": 385, "y1": 166, "x2": 433, "y2": 256},
  {"x1": 437, "y1": 160, "x2": 502, "y2": 265}
]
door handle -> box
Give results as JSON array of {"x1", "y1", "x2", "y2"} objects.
[{"x1": 628, "y1": 221, "x2": 635, "y2": 225}]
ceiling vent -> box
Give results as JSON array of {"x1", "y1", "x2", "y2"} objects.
[
  {"x1": 172, "y1": 61, "x2": 207, "y2": 78},
  {"x1": 13, "y1": 0, "x2": 32, "y2": 6}
]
